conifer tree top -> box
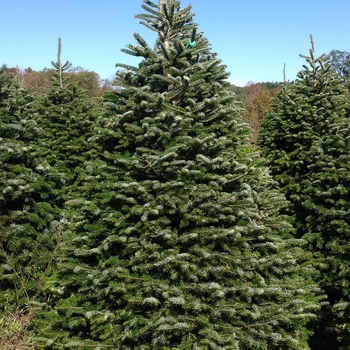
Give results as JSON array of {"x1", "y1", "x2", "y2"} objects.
[{"x1": 51, "y1": 38, "x2": 72, "y2": 88}]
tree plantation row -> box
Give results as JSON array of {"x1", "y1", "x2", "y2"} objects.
[{"x1": 1, "y1": 0, "x2": 350, "y2": 349}]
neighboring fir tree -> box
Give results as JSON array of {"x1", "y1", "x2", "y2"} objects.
[
  {"x1": 36, "y1": 2, "x2": 323, "y2": 348},
  {"x1": 33, "y1": 38, "x2": 99, "y2": 199},
  {"x1": 0, "y1": 68, "x2": 61, "y2": 312},
  {"x1": 0, "y1": 64, "x2": 13, "y2": 101},
  {"x1": 260, "y1": 36, "x2": 350, "y2": 349}
]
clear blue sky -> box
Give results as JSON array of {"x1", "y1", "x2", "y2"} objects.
[{"x1": 1, "y1": 0, "x2": 349, "y2": 86}]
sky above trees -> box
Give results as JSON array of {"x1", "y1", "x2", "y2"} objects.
[{"x1": 1, "y1": 0, "x2": 350, "y2": 86}]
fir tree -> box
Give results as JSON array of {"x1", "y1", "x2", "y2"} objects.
[
  {"x1": 36, "y1": 2, "x2": 322, "y2": 348},
  {"x1": 0, "y1": 69, "x2": 61, "y2": 311},
  {"x1": 33, "y1": 38, "x2": 99, "y2": 199},
  {"x1": 0, "y1": 65, "x2": 13, "y2": 101},
  {"x1": 260, "y1": 36, "x2": 350, "y2": 349}
]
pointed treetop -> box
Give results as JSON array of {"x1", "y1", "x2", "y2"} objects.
[
  {"x1": 310, "y1": 34, "x2": 315, "y2": 56},
  {"x1": 135, "y1": 0, "x2": 195, "y2": 54},
  {"x1": 51, "y1": 38, "x2": 72, "y2": 88},
  {"x1": 296, "y1": 34, "x2": 333, "y2": 81},
  {"x1": 159, "y1": 0, "x2": 171, "y2": 50}
]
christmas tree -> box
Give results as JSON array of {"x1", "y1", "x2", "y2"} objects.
[
  {"x1": 33, "y1": 38, "x2": 100, "y2": 200},
  {"x1": 0, "y1": 67, "x2": 61, "y2": 312},
  {"x1": 260, "y1": 36, "x2": 350, "y2": 349},
  {"x1": 36, "y1": 2, "x2": 322, "y2": 348}
]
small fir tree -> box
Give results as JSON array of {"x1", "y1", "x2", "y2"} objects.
[
  {"x1": 33, "y1": 39, "x2": 99, "y2": 199},
  {"x1": 0, "y1": 70, "x2": 61, "y2": 312},
  {"x1": 36, "y1": 2, "x2": 323, "y2": 349},
  {"x1": 260, "y1": 36, "x2": 350, "y2": 349}
]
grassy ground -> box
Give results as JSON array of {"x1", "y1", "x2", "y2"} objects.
[{"x1": 0, "y1": 311, "x2": 34, "y2": 349}]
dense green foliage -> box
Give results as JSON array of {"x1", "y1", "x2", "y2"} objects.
[
  {"x1": 31, "y1": 1, "x2": 324, "y2": 349},
  {"x1": 33, "y1": 83, "x2": 99, "y2": 200},
  {"x1": 3, "y1": 2, "x2": 350, "y2": 349},
  {"x1": 0, "y1": 68, "x2": 61, "y2": 311},
  {"x1": 260, "y1": 38, "x2": 350, "y2": 349}
]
